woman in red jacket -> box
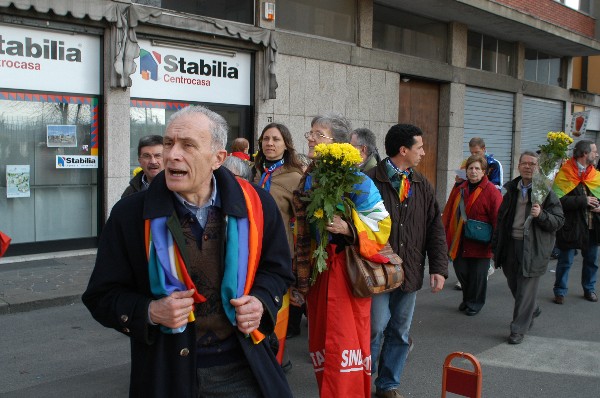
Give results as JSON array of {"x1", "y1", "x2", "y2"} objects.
[{"x1": 443, "y1": 155, "x2": 502, "y2": 315}]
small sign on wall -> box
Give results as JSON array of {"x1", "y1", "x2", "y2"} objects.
[
  {"x1": 571, "y1": 111, "x2": 590, "y2": 137},
  {"x1": 56, "y1": 155, "x2": 98, "y2": 169},
  {"x1": 6, "y1": 165, "x2": 30, "y2": 198}
]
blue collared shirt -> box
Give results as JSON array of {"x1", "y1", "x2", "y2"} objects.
[{"x1": 173, "y1": 175, "x2": 220, "y2": 229}]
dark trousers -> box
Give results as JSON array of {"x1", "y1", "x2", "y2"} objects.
[
  {"x1": 196, "y1": 359, "x2": 261, "y2": 397},
  {"x1": 454, "y1": 255, "x2": 490, "y2": 312},
  {"x1": 501, "y1": 238, "x2": 541, "y2": 334}
]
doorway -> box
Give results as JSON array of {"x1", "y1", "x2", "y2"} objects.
[{"x1": 398, "y1": 79, "x2": 440, "y2": 187}]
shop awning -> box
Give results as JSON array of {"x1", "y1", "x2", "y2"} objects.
[{"x1": 0, "y1": 0, "x2": 278, "y2": 99}]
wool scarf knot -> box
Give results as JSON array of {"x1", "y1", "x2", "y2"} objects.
[{"x1": 259, "y1": 159, "x2": 285, "y2": 192}]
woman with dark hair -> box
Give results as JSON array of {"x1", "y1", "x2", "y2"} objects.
[
  {"x1": 253, "y1": 122, "x2": 304, "y2": 367},
  {"x1": 443, "y1": 154, "x2": 502, "y2": 316}
]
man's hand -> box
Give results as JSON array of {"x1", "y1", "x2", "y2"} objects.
[
  {"x1": 149, "y1": 289, "x2": 195, "y2": 329},
  {"x1": 230, "y1": 295, "x2": 264, "y2": 334},
  {"x1": 587, "y1": 196, "x2": 599, "y2": 208},
  {"x1": 531, "y1": 203, "x2": 542, "y2": 218},
  {"x1": 430, "y1": 274, "x2": 445, "y2": 293}
]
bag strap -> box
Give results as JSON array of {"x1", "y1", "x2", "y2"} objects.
[{"x1": 459, "y1": 187, "x2": 483, "y2": 222}]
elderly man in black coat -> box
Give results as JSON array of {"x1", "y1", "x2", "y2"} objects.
[{"x1": 83, "y1": 105, "x2": 294, "y2": 398}]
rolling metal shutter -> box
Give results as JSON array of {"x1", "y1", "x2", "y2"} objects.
[
  {"x1": 464, "y1": 87, "x2": 514, "y2": 184},
  {"x1": 521, "y1": 97, "x2": 564, "y2": 154}
]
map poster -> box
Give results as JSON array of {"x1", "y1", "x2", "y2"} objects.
[{"x1": 6, "y1": 165, "x2": 30, "y2": 198}]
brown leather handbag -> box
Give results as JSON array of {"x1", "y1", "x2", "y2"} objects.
[{"x1": 345, "y1": 243, "x2": 404, "y2": 298}]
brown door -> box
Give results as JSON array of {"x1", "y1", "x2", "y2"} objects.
[{"x1": 398, "y1": 79, "x2": 440, "y2": 188}]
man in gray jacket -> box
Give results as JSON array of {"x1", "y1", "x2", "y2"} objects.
[{"x1": 492, "y1": 151, "x2": 564, "y2": 344}]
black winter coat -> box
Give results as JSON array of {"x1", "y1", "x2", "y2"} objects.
[
  {"x1": 492, "y1": 177, "x2": 564, "y2": 277},
  {"x1": 83, "y1": 169, "x2": 294, "y2": 398},
  {"x1": 555, "y1": 182, "x2": 600, "y2": 250},
  {"x1": 121, "y1": 171, "x2": 144, "y2": 198},
  {"x1": 366, "y1": 159, "x2": 448, "y2": 292}
]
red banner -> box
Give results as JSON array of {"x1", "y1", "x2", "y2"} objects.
[{"x1": 307, "y1": 245, "x2": 372, "y2": 397}]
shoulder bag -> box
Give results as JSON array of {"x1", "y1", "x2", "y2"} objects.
[
  {"x1": 459, "y1": 189, "x2": 493, "y2": 243},
  {"x1": 345, "y1": 242, "x2": 404, "y2": 298}
]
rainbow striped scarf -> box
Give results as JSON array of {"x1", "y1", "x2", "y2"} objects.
[
  {"x1": 442, "y1": 186, "x2": 483, "y2": 261},
  {"x1": 552, "y1": 158, "x2": 600, "y2": 199},
  {"x1": 145, "y1": 178, "x2": 266, "y2": 343}
]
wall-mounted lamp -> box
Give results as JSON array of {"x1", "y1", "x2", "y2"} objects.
[
  {"x1": 151, "y1": 39, "x2": 237, "y2": 58},
  {"x1": 401, "y1": 76, "x2": 410, "y2": 83},
  {"x1": 263, "y1": 2, "x2": 275, "y2": 21}
]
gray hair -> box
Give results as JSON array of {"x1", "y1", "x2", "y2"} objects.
[
  {"x1": 311, "y1": 113, "x2": 352, "y2": 143},
  {"x1": 573, "y1": 140, "x2": 593, "y2": 159},
  {"x1": 221, "y1": 156, "x2": 252, "y2": 181},
  {"x1": 166, "y1": 105, "x2": 228, "y2": 151},
  {"x1": 352, "y1": 128, "x2": 378, "y2": 157},
  {"x1": 519, "y1": 151, "x2": 538, "y2": 163}
]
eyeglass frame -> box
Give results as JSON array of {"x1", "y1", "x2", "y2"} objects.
[
  {"x1": 304, "y1": 130, "x2": 334, "y2": 141},
  {"x1": 518, "y1": 161, "x2": 538, "y2": 167},
  {"x1": 139, "y1": 153, "x2": 163, "y2": 161}
]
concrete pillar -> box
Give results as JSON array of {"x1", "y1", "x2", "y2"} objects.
[
  {"x1": 357, "y1": 0, "x2": 373, "y2": 49},
  {"x1": 515, "y1": 42, "x2": 525, "y2": 80},
  {"x1": 102, "y1": 30, "x2": 131, "y2": 221},
  {"x1": 512, "y1": 92, "x2": 523, "y2": 178},
  {"x1": 448, "y1": 22, "x2": 467, "y2": 68},
  {"x1": 438, "y1": 82, "x2": 465, "y2": 206}
]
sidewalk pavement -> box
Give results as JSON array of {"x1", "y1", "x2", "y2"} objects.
[{"x1": 0, "y1": 249, "x2": 97, "y2": 315}]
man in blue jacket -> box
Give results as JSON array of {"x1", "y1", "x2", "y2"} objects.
[{"x1": 83, "y1": 105, "x2": 294, "y2": 398}]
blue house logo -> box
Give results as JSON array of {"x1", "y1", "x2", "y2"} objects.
[
  {"x1": 139, "y1": 48, "x2": 162, "y2": 81},
  {"x1": 57, "y1": 156, "x2": 65, "y2": 167}
]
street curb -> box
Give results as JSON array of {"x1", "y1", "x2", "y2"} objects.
[{"x1": 0, "y1": 294, "x2": 82, "y2": 315}]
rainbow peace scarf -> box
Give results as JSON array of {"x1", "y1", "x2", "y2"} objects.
[
  {"x1": 442, "y1": 186, "x2": 483, "y2": 261},
  {"x1": 552, "y1": 158, "x2": 600, "y2": 199},
  {"x1": 145, "y1": 178, "x2": 266, "y2": 344}
]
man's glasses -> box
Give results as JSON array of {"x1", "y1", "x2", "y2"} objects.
[
  {"x1": 139, "y1": 153, "x2": 162, "y2": 160},
  {"x1": 304, "y1": 131, "x2": 334, "y2": 140},
  {"x1": 519, "y1": 162, "x2": 537, "y2": 167}
]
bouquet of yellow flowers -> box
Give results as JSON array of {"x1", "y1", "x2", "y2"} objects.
[
  {"x1": 532, "y1": 131, "x2": 573, "y2": 204},
  {"x1": 305, "y1": 143, "x2": 363, "y2": 283}
]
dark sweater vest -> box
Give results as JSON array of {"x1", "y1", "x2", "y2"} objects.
[{"x1": 179, "y1": 206, "x2": 244, "y2": 367}]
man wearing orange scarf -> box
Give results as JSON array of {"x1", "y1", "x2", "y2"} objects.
[{"x1": 552, "y1": 140, "x2": 600, "y2": 304}]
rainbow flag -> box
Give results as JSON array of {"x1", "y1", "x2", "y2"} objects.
[
  {"x1": 553, "y1": 158, "x2": 600, "y2": 199},
  {"x1": 348, "y1": 174, "x2": 391, "y2": 260}
]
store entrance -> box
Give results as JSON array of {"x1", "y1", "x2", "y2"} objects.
[{"x1": 129, "y1": 100, "x2": 253, "y2": 175}]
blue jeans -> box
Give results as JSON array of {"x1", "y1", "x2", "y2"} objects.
[
  {"x1": 554, "y1": 245, "x2": 599, "y2": 296},
  {"x1": 370, "y1": 289, "x2": 417, "y2": 392}
]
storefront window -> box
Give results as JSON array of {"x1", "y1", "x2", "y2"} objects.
[
  {"x1": 277, "y1": 0, "x2": 356, "y2": 42},
  {"x1": 524, "y1": 49, "x2": 563, "y2": 87},
  {"x1": 373, "y1": 4, "x2": 447, "y2": 62},
  {"x1": 0, "y1": 92, "x2": 99, "y2": 244},
  {"x1": 129, "y1": 100, "x2": 249, "y2": 173},
  {"x1": 467, "y1": 31, "x2": 513, "y2": 75},
  {"x1": 133, "y1": 0, "x2": 254, "y2": 24}
]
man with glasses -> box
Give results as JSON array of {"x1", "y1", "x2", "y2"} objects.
[
  {"x1": 492, "y1": 151, "x2": 564, "y2": 344},
  {"x1": 551, "y1": 140, "x2": 600, "y2": 304},
  {"x1": 122, "y1": 135, "x2": 164, "y2": 198}
]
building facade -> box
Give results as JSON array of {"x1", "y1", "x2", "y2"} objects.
[{"x1": 0, "y1": 0, "x2": 599, "y2": 255}]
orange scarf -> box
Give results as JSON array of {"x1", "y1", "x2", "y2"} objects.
[{"x1": 443, "y1": 186, "x2": 483, "y2": 260}]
